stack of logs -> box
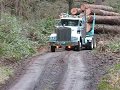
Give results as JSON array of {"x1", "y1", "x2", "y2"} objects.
[{"x1": 71, "y1": 4, "x2": 120, "y2": 34}]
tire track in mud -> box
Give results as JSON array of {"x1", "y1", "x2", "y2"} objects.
[
  {"x1": 34, "y1": 51, "x2": 71, "y2": 90},
  {"x1": 34, "y1": 51, "x2": 95, "y2": 90},
  {"x1": 8, "y1": 51, "x2": 96, "y2": 90},
  {"x1": 8, "y1": 52, "x2": 69, "y2": 90},
  {"x1": 57, "y1": 51, "x2": 95, "y2": 90}
]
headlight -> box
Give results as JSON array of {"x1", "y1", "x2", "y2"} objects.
[{"x1": 71, "y1": 37, "x2": 78, "y2": 42}]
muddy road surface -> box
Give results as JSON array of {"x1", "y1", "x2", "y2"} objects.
[{"x1": 8, "y1": 51, "x2": 96, "y2": 90}]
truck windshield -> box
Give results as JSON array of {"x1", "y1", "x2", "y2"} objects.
[{"x1": 61, "y1": 19, "x2": 79, "y2": 26}]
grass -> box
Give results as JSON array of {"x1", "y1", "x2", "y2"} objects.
[
  {"x1": 0, "y1": 12, "x2": 56, "y2": 60},
  {"x1": 98, "y1": 64, "x2": 120, "y2": 90},
  {"x1": 96, "y1": 35, "x2": 120, "y2": 90},
  {"x1": 96, "y1": 34, "x2": 120, "y2": 53},
  {"x1": 107, "y1": 38, "x2": 120, "y2": 53},
  {"x1": 0, "y1": 13, "x2": 37, "y2": 60},
  {"x1": 0, "y1": 66, "x2": 13, "y2": 84}
]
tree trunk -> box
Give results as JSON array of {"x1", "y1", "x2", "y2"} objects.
[
  {"x1": 85, "y1": 8, "x2": 120, "y2": 16},
  {"x1": 88, "y1": 15, "x2": 120, "y2": 25},
  {"x1": 68, "y1": 0, "x2": 74, "y2": 14},
  {"x1": 81, "y1": 4, "x2": 115, "y2": 12}
]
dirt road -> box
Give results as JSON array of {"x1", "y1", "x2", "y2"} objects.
[{"x1": 8, "y1": 51, "x2": 97, "y2": 90}]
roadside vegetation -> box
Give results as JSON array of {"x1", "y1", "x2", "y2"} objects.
[
  {"x1": 0, "y1": 0, "x2": 67, "y2": 85},
  {"x1": 0, "y1": 66, "x2": 13, "y2": 85},
  {"x1": 0, "y1": 0, "x2": 67, "y2": 61},
  {"x1": 96, "y1": 35, "x2": 120, "y2": 90},
  {"x1": 0, "y1": 13, "x2": 56, "y2": 61},
  {"x1": 98, "y1": 64, "x2": 120, "y2": 90}
]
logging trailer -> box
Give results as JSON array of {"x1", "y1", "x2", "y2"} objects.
[{"x1": 49, "y1": 13, "x2": 96, "y2": 52}]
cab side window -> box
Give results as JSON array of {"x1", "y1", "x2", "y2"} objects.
[{"x1": 79, "y1": 21, "x2": 82, "y2": 26}]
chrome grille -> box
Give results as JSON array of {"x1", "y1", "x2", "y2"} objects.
[{"x1": 56, "y1": 27, "x2": 71, "y2": 41}]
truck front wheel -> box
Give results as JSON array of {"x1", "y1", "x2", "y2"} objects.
[
  {"x1": 73, "y1": 45, "x2": 80, "y2": 51},
  {"x1": 51, "y1": 46, "x2": 56, "y2": 52}
]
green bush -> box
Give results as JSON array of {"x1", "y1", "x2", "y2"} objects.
[
  {"x1": 0, "y1": 13, "x2": 36, "y2": 60},
  {"x1": 0, "y1": 13, "x2": 55, "y2": 61},
  {"x1": 22, "y1": 18, "x2": 55, "y2": 45}
]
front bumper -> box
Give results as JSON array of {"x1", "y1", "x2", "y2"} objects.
[{"x1": 49, "y1": 41, "x2": 79, "y2": 47}]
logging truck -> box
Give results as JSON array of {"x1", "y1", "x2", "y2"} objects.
[{"x1": 49, "y1": 13, "x2": 96, "y2": 52}]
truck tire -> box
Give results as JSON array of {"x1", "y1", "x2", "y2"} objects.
[
  {"x1": 73, "y1": 45, "x2": 80, "y2": 51},
  {"x1": 93, "y1": 37, "x2": 96, "y2": 48},
  {"x1": 51, "y1": 46, "x2": 56, "y2": 52},
  {"x1": 86, "y1": 39, "x2": 94, "y2": 50}
]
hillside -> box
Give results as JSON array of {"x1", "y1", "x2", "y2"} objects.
[{"x1": 104, "y1": 0, "x2": 120, "y2": 12}]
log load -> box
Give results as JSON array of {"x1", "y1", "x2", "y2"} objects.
[
  {"x1": 71, "y1": 8, "x2": 82, "y2": 15},
  {"x1": 81, "y1": 4, "x2": 115, "y2": 12},
  {"x1": 79, "y1": 3, "x2": 120, "y2": 34},
  {"x1": 85, "y1": 8, "x2": 120, "y2": 16},
  {"x1": 88, "y1": 15, "x2": 120, "y2": 25}
]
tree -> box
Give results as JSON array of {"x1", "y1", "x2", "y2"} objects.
[{"x1": 66, "y1": 0, "x2": 74, "y2": 14}]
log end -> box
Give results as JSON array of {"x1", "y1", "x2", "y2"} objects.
[
  {"x1": 71, "y1": 8, "x2": 82, "y2": 15},
  {"x1": 85, "y1": 8, "x2": 91, "y2": 15},
  {"x1": 71, "y1": 8, "x2": 78, "y2": 15}
]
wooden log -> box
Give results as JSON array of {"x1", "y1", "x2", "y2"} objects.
[
  {"x1": 94, "y1": 24, "x2": 120, "y2": 34},
  {"x1": 88, "y1": 15, "x2": 120, "y2": 25},
  {"x1": 71, "y1": 8, "x2": 82, "y2": 15},
  {"x1": 86, "y1": 23, "x2": 120, "y2": 34},
  {"x1": 81, "y1": 4, "x2": 115, "y2": 12},
  {"x1": 85, "y1": 8, "x2": 120, "y2": 16}
]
